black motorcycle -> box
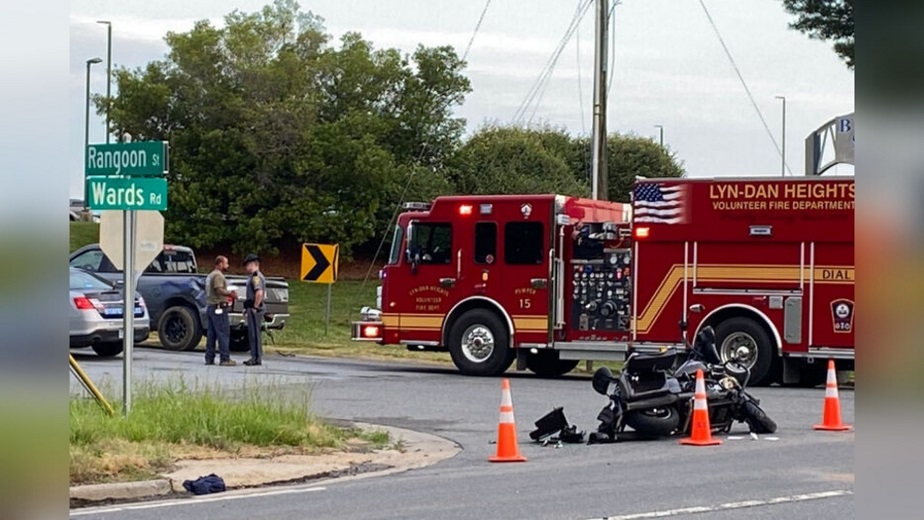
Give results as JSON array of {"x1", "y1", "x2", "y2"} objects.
[{"x1": 589, "y1": 308, "x2": 777, "y2": 443}]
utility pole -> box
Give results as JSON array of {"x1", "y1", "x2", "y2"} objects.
[
  {"x1": 84, "y1": 58, "x2": 103, "y2": 212},
  {"x1": 590, "y1": 0, "x2": 609, "y2": 200},
  {"x1": 655, "y1": 124, "x2": 664, "y2": 147},
  {"x1": 97, "y1": 21, "x2": 112, "y2": 144},
  {"x1": 775, "y1": 95, "x2": 786, "y2": 177}
]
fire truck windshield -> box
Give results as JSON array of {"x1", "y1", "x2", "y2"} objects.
[{"x1": 388, "y1": 225, "x2": 404, "y2": 264}]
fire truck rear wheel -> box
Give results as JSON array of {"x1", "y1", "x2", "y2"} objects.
[
  {"x1": 448, "y1": 309, "x2": 514, "y2": 377},
  {"x1": 715, "y1": 317, "x2": 776, "y2": 387},
  {"x1": 526, "y1": 351, "x2": 580, "y2": 378}
]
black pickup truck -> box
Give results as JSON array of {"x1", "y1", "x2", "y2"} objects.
[{"x1": 69, "y1": 244, "x2": 290, "y2": 351}]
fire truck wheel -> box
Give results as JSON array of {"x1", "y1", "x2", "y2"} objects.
[
  {"x1": 715, "y1": 317, "x2": 775, "y2": 387},
  {"x1": 448, "y1": 309, "x2": 514, "y2": 376},
  {"x1": 526, "y1": 351, "x2": 580, "y2": 377}
]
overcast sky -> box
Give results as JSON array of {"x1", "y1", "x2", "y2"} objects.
[{"x1": 69, "y1": 0, "x2": 855, "y2": 198}]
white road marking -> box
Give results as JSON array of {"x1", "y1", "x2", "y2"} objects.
[
  {"x1": 70, "y1": 486, "x2": 327, "y2": 517},
  {"x1": 588, "y1": 489, "x2": 853, "y2": 519}
]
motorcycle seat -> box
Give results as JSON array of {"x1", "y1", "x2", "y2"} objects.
[{"x1": 624, "y1": 350, "x2": 678, "y2": 374}]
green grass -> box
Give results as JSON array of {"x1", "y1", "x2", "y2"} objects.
[
  {"x1": 70, "y1": 221, "x2": 99, "y2": 252},
  {"x1": 271, "y1": 279, "x2": 451, "y2": 364},
  {"x1": 70, "y1": 378, "x2": 388, "y2": 484}
]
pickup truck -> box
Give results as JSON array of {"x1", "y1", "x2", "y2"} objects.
[{"x1": 69, "y1": 244, "x2": 290, "y2": 352}]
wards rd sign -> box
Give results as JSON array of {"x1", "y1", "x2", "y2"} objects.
[
  {"x1": 86, "y1": 141, "x2": 168, "y2": 177},
  {"x1": 87, "y1": 178, "x2": 168, "y2": 211}
]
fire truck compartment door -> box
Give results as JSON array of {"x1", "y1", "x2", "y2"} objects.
[{"x1": 783, "y1": 297, "x2": 802, "y2": 344}]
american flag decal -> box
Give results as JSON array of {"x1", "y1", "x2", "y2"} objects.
[{"x1": 633, "y1": 183, "x2": 688, "y2": 224}]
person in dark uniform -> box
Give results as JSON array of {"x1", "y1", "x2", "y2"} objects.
[
  {"x1": 242, "y1": 253, "x2": 266, "y2": 366},
  {"x1": 204, "y1": 255, "x2": 237, "y2": 366}
]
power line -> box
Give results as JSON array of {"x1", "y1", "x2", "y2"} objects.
[
  {"x1": 515, "y1": 0, "x2": 593, "y2": 124},
  {"x1": 697, "y1": 0, "x2": 793, "y2": 176},
  {"x1": 462, "y1": 0, "x2": 492, "y2": 62},
  {"x1": 355, "y1": 0, "x2": 495, "y2": 300},
  {"x1": 606, "y1": 0, "x2": 619, "y2": 98}
]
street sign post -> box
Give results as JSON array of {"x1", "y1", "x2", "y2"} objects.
[
  {"x1": 300, "y1": 243, "x2": 339, "y2": 334},
  {"x1": 99, "y1": 211, "x2": 165, "y2": 272},
  {"x1": 87, "y1": 140, "x2": 169, "y2": 415}
]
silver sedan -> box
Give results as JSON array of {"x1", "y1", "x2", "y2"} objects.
[{"x1": 69, "y1": 267, "x2": 150, "y2": 357}]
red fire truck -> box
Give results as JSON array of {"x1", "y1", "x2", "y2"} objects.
[{"x1": 352, "y1": 177, "x2": 854, "y2": 386}]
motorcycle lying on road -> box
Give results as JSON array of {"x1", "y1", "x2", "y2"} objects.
[{"x1": 588, "y1": 306, "x2": 777, "y2": 443}]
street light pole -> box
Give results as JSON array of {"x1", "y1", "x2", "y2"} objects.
[
  {"x1": 97, "y1": 21, "x2": 112, "y2": 144},
  {"x1": 85, "y1": 57, "x2": 103, "y2": 212},
  {"x1": 775, "y1": 95, "x2": 786, "y2": 177},
  {"x1": 654, "y1": 125, "x2": 664, "y2": 147}
]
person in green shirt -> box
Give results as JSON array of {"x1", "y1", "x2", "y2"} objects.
[{"x1": 205, "y1": 255, "x2": 237, "y2": 366}]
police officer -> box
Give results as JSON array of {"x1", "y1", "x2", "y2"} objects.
[
  {"x1": 204, "y1": 255, "x2": 237, "y2": 366},
  {"x1": 242, "y1": 253, "x2": 266, "y2": 366}
]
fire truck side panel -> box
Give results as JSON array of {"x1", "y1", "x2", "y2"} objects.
[
  {"x1": 631, "y1": 177, "x2": 854, "y2": 385},
  {"x1": 806, "y1": 241, "x2": 855, "y2": 349}
]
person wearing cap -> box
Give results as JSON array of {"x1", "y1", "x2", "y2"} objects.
[
  {"x1": 204, "y1": 255, "x2": 237, "y2": 366},
  {"x1": 242, "y1": 253, "x2": 266, "y2": 366}
]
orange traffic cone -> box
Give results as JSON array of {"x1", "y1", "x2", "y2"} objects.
[
  {"x1": 814, "y1": 360, "x2": 852, "y2": 431},
  {"x1": 489, "y1": 379, "x2": 527, "y2": 463},
  {"x1": 680, "y1": 369, "x2": 722, "y2": 446}
]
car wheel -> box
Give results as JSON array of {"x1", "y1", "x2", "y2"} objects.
[
  {"x1": 157, "y1": 306, "x2": 202, "y2": 351},
  {"x1": 448, "y1": 309, "x2": 514, "y2": 376},
  {"x1": 91, "y1": 342, "x2": 123, "y2": 357}
]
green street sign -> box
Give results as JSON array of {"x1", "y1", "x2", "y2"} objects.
[
  {"x1": 87, "y1": 177, "x2": 168, "y2": 211},
  {"x1": 86, "y1": 141, "x2": 168, "y2": 177}
]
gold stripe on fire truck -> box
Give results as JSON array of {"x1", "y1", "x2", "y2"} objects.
[
  {"x1": 512, "y1": 315, "x2": 549, "y2": 332},
  {"x1": 636, "y1": 264, "x2": 854, "y2": 335},
  {"x1": 389, "y1": 313, "x2": 549, "y2": 333}
]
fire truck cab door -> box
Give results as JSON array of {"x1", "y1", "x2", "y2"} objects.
[
  {"x1": 399, "y1": 219, "x2": 459, "y2": 343},
  {"x1": 500, "y1": 214, "x2": 552, "y2": 342}
]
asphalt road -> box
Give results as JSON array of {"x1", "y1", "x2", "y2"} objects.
[{"x1": 70, "y1": 349, "x2": 855, "y2": 520}]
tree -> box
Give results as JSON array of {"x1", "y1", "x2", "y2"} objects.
[
  {"x1": 566, "y1": 134, "x2": 685, "y2": 202},
  {"x1": 447, "y1": 125, "x2": 589, "y2": 197},
  {"x1": 605, "y1": 134, "x2": 685, "y2": 202},
  {"x1": 781, "y1": 0, "x2": 854, "y2": 69},
  {"x1": 98, "y1": 0, "x2": 470, "y2": 256}
]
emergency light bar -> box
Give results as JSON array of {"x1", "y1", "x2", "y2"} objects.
[{"x1": 403, "y1": 202, "x2": 431, "y2": 211}]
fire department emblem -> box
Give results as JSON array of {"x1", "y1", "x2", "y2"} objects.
[
  {"x1": 830, "y1": 299, "x2": 854, "y2": 334},
  {"x1": 521, "y1": 203, "x2": 532, "y2": 219}
]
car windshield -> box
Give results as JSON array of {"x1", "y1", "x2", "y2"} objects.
[
  {"x1": 388, "y1": 225, "x2": 404, "y2": 265},
  {"x1": 70, "y1": 270, "x2": 112, "y2": 291}
]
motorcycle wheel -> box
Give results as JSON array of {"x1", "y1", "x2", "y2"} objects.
[
  {"x1": 743, "y1": 401, "x2": 777, "y2": 434},
  {"x1": 624, "y1": 407, "x2": 680, "y2": 437}
]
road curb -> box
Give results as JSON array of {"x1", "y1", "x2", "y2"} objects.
[
  {"x1": 70, "y1": 421, "x2": 460, "y2": 509},
  {"x1": 70, "y1": 478, "x2": 173, "y2": 504}
]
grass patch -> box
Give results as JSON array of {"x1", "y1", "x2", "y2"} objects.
[
  {"x1": 70, "y1": 221, "x2": 99, "y2": 252},
  {"x1": 270, "y1": 280, "x2": 450, "y2": 365},
  {"x1": 70, "y1": 378, "x2": 387, "y2": 485}
]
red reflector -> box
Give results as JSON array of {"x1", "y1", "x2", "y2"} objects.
[
  {"x1": 74, "y1": 296, "x2": 95, "y2": 310},
  {"x1": 363, "y1": 325, "x2": 381, "y2": 338},
  {"x1": 633, "y1": 226, "x2": 650, "y2": 239},
  {"x1": 459, "y1": 205, "x2": 473, "y2": 216}
]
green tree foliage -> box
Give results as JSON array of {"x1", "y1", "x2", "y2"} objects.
[
  {"x1": 448, "y1": 125, "x2": 590, "y2": 196},
  {"x1": 99, "y1": 0, "x2": 685, "y2": 259},
  {"x1": 781, "y1": 0, "x2": 854, "y2": 69},
  {"x1": 100, "y1": 0, "x2": 469, "y2": 255},
  {"x1": 603, "y1": 134, "x2": 685, "y2": 202}
]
